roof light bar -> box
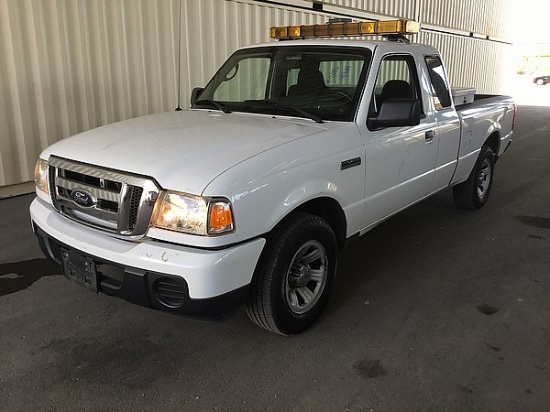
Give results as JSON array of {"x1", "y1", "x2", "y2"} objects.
[{"x1": 270, "y1": 19, "x2": 420, "y2": 40}]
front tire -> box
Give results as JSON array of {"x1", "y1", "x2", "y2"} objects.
[
  {"x1": 453, "y1": 145, "x2": 495, "y2": 209},
  {"x1": 536, "y1": 78, "x2": 545, "y2": 85},
  {"x1": 245, "y1": 213, "x2": 337, "y2": 335}
]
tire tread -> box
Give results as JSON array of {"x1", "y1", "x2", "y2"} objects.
[
  {"x1": 453, "y1": 145, "x2": 494, "y2": 210},
  {"x1": 245, "y1": 213, "x2": 336, "y2": 335}
]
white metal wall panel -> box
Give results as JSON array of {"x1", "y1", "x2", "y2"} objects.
[
  {"x1": 422, "y1": 0, "x2": 473, "y2": 33},
  {"x1": 421, "y1": 0, "x2": 512, "y2": 38},
  {"x1": 0, "y1": 0, "x2": 336, "y2": 189},
  {"x1": 0, "y1": 0, "x2": 514, "y2": 190},
  {"x1": 316, "y1": 0, "x2": 511, "y2": 38},
  {"x1": 320, "y1": 0, "x2": 418, "y2": 19},
  {"x1": 485, "y1": 0, "x2": 512, "y2": 39},
  {"x1": 0, "y1": 0, "x2": 180, "y2": 187},
  {"x1": 418, "y1": 31, "x2": 510, "y2": 94}
]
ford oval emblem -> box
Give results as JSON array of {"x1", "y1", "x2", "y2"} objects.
[{"x1": 71, "y1": 189, "x2": 96, "y2": 208}]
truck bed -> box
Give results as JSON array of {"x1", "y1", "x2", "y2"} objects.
[
  {"x1": 451, "y1": 93, "x2": 515, "y2": 186},
  {"x1": 456, "y1": 93, "x2": 514, "y2": 111}
]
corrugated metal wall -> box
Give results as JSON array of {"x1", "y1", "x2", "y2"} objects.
[
  {"x1": 321, "y1": 0, "x2": 511, "y2": 38},
  {"x1": 0, "y1": 0, "x2": 181, "y2": 188},
  {"x1": 321, "y1": 0, "x2": 418, "y2": 19},
  {"x1": 0, "y1": 0, "x2": 512, "y2": 193},
  {"x1": 420, "y1": 0, "x2": 510, "y2": 38},
  {"x1": 418, "y1": 31, "x2": 505, "y2": 91}
]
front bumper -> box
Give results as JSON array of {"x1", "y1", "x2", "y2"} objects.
[{"x1": 30, "y1": 197, "x2": 265, "y2": 319}]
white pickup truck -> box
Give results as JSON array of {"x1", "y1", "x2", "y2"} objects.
[{"x1": 30, "y1": 19, "x2": 515, "y2": 335}]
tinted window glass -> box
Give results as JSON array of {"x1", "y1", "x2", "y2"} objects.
[
  {"x1": 369, "y1": 54, "x2": 421, "y2": 116},
  {"x1": 425, "y1": 56, "x2": 452, "y2": 109},
  {"x1": 213, "y1": 57, "x2": 271, "y2": 101},
  {"x1": 197, "y1": 46, "x2": 372, "y2": 122}
]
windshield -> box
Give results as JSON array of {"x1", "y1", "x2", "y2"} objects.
[{"x1": 193, "y1": 46, "x2": 372, "y2": 122}]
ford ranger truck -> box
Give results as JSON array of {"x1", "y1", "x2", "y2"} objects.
[{"x1": 30, "y1": 19, "x2": 516, "y2": 335}]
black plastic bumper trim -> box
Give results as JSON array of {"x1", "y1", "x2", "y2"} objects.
[{"x1": 32, "y1": 222, "x2": 249, "y2": 320}]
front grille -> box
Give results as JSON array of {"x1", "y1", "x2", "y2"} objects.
[
  {"x1": 48, "y1": 156, "x2": 160, "y2": 238},
  {"x1": 128, "y1": 187, "x2": 144, "y2": 231}
]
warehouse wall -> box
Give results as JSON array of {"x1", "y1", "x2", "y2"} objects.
[
  {"x1": 320, "y1": 0, "x2": 510, "y2": 37},
  {"x1": 0, "y1": 0, "x2": 512, "y2": 194}
]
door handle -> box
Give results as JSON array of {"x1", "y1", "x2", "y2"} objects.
[{"x1": 425, "y1": 130, "x2": 435, "y2": 143}]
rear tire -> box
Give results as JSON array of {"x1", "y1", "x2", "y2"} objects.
[
  {"x1": 245, "y1": 213, "x2": 337, "y2": 335},
  {"x1": 453, "y1": 145, "x2": 495, "y2": 209}
]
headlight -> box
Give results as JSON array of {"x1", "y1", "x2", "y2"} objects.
[
  {"x1": 34, "y1": 158, "x2": 49, "y2": 196},
  {"x1": 151, "y1": 191, "x2": 234, "y2": 235}
]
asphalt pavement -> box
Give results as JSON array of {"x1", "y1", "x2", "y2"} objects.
[{"x1": 1, "y1": 105, "x2": 549, "y2": 411}]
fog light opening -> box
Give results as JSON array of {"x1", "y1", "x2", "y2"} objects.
[{"x1": 154, "y1": 277, "x2": 187, "y2": 309}]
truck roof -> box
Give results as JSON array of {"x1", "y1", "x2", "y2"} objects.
[{"x1": 239, "y1": 39, "x2": 440, "y2": 56}]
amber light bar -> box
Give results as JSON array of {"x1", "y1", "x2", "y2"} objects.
[{"x1": 270, "y1": 19, "x2": 420, "y2": 40}]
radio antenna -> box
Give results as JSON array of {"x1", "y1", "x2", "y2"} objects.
[{"x1": 175, "y1": 0, "x2": 183, "y2": 111}]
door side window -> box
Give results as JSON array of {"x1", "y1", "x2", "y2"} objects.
[
  {"x1": 369, "y1": 54, "x2": 422, "y2": 116},
  {"x1": 425, "y1": 56, "x2": 452, "y2": 110}
]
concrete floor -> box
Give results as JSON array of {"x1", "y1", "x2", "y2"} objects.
[{"x1": 1, "y1": 105, "x2": 549, "y2": 411}]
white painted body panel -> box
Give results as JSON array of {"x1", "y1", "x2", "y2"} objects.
[
  {"x1": 360, "y1": 121, "x2": 438, "y2": 227},
  {"x1": 203, "y1": 122, "x2": 365, "y2": 241},
  {"x1": 39, "y1": 110, "x2": 328, "y2": 196},
  {"x1": 428, "y1": 108, "x2": 462, "y2": 194},
  {"x1": 452, "y1": 95, "x2": 515, "y2": 185},
  {"x1": 357, "y1": 46, "x2": 439, "y2": 227}
]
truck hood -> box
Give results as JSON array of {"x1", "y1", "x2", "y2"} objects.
[{"x1": 42, "y1": 110, "x2": 329, "y2": 194}]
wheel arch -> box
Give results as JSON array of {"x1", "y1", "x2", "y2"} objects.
[
  {"x1": 294, "y1": 197, "x2": 347, "y2": 251},
  {"x1": 484, "y1": 131, "x2": 500, "y2": 159},
  {"x1": 267, "y1": 196, "x2": 347, "y2": 252}
]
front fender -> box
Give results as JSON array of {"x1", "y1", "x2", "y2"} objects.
[{"x1": 203, "y1": 123, "x2": 366, "y2": 243}]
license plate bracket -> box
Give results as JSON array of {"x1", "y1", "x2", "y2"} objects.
[{"x1": 61, "y1": 248, "x2": 98, "y2": 293}]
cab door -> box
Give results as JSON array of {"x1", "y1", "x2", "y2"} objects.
[{"x1": 358, "y1": 53, "x2": 438, "y2": 230}]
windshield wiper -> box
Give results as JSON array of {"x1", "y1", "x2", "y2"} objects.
[
  {"x1": 193, "y1": 99, "x2": 231, "y2": 114},
  {"x1": 245, "y1": 99, "x2": 324, "y2": 124}
]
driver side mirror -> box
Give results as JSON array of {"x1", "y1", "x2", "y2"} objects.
[{"x1": 368, "y1": 98, "x2": 421, "y2": 129}]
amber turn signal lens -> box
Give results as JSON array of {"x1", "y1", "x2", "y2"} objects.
[{"x1": 208, "y1": 201, "x2": 234, "y2": 234}]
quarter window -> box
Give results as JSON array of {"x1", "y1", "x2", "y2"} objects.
[{"x1": 425, "y1": 56, "x2": 452, "y2": 110}]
